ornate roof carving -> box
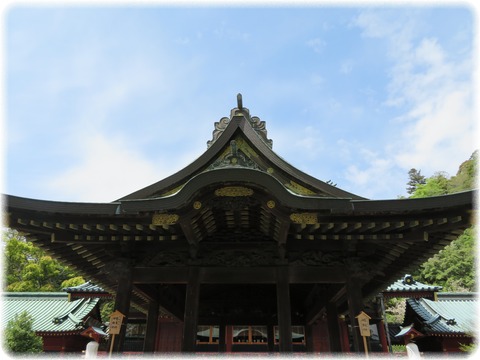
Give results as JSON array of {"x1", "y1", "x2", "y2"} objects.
[
  {"x1": 208, "y1": 140, "x2": 259, "y2": 170},
  {"x1": 207, "y1": 94, "x2": 273, "y2": 149}
]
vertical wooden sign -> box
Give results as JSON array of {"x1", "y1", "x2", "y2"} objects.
[
  {"x1": 108, "y1": 310, "x2": 125, "y2": 357},
  {"x1": 356, "y1": 311, "x2": 371, "y2": 358}
]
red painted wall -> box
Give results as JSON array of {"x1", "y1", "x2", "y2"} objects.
[
  {"x1": 442, "y1": 337, "x2": 473, "y2": 352},
  {"x1": 311, "y1": 320, "x2": 330, "y2": 352},
  {"x1": 155, "y1": 319, "x2": 183, "y2": 352},
  {"x1": 41, "y1": 334, "x2": 90, "y2": 353}
]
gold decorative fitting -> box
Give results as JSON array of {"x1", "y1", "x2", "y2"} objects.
[
  {"x1": 290, "y1": 213, "x2": 318, "y2": 225},
  {"x1": 152, "y1": 213, "x2": 179, "y2": 226},
  {"x1": 267, "y1": 167, "x2": 274, "y2": 174},
  {"x1": 285, "y1": 181, "x2": 316, "y2": 196},
  {"x1": 193, "y1": 201, "x2": 202, "y2": 210},
  {"x1": 267, "y1": 200, "x2": 276, "y2": 209},
  {"x1": 214, "y1": 186, "x2": 254, "y2": 197}
]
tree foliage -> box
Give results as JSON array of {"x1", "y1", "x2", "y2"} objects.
[
  {"x1": 2, "y1": 229, "x2": 83, "y2": 292},
  {"x1": 409, "y1": 151, "x2": 477, "y2": 292},
  {"x1": 4, "y1": 311, "x2": 43, "y2": 354},
  {"x1": 416, "y1": 227, "x2": 475, "y2": 291},
  {"x1": 406, "y1": 168, "x2": 426, "y2": 194},
  {"x1": 410, "y1": 171, "x2": 450, "y2": 198}
]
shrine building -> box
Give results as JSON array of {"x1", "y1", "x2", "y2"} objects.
[{"x1": 3, "y1": 95, "x2": 474, "y2": 354}]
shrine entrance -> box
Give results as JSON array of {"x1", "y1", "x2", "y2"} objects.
[{"x1": 5, "y1": 95, "x2": 474, "y2": 354}]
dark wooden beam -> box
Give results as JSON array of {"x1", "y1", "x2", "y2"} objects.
[{"x1": 132, "y1": 266, "x2": 347, "y2": 284}]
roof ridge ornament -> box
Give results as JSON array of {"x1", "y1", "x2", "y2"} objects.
[
  {"x1": 207, "y1": 94, "x2": 273, "y2": 148},
  {"x1": 237, "y1": 93, "x2": 243, "y2": 109}
]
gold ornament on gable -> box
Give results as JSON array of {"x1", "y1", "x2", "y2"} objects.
[
  {"x1": 152, "y1": 213, "x2": 180, "y2": 226},
  {"x1": 285, "y1": 181, "x2": 316, "y2": 196},
  {"x1": 290, "y1": 213, "x2": 318, "y2": 225},
  {"x1": 214, "y1": 186, "x2": 254, "y2": 197}
]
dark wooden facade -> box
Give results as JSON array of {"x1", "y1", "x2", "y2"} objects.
[{"x1": 3, "y1": 95, "x2": 474, "y2": 354}]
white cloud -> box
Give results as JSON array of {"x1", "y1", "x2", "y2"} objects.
[
  {"x1": 306, "y1": 37, "x2": 326, "y2": 53},
  {"x1": 293, "y1": 126, "x2": 324, "y2": 156},
  {"x1": 46, "y1": 133, "x2": 166, "y2": 202},
  {"x1": 395, "y1": 88, "x2": 474, "y2": 174},
  {"x1": 340, "y1": 60, "x2": 353, "y2": 74},
  {"x1": 351, "y1": 10, "x2": 475, "y2": 185},
  {"x1": 343, "y1": 145, "x2": 405, "y2": 199}
]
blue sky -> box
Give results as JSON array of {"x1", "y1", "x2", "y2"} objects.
[{"x1": 1, "y1": 1, "x2": 477, "y2": 202}]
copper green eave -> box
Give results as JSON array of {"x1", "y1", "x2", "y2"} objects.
[
  {"x1": 404, "y1": 293, "x2": 477, "y2": 336},
  {"x1": 2, "y1": 292, "x2": 99, "y2": 335}
]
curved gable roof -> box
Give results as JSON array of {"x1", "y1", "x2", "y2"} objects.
[{"x1": 119, "y1": 95, "x2": 364, "y2": 201}]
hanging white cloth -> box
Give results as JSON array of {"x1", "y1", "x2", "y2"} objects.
[
  {"x1": 406, "y1": 342, "x2": 421, "y2": 359},
  {"x1": 85, "y1": 340, "x2": 99, "y2": 358}
]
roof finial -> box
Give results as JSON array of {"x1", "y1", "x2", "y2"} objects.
[{"x1": 237, "y1": 93, "x2": 243, "y2": 109}]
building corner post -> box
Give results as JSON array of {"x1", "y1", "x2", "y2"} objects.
[
  {"x1": 181, "y1": 267, "x2": 201, "y2": 352},
  {"x1": 276, "y1": 266, "x2": 293, "y2": 352}
]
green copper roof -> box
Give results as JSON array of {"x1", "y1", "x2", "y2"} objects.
[
  {"x1": 406, "y1": 293, "x2": 477, "y2": 335},
  {"x1": 384, "y1": 274, "x2": 442, "y2": 294},
  {"x1": 2, "y1": 292, "x2": 99, "y2": 334},
  {"x1": 63, "y1": 281, "x2": 112, "y2": 299}
]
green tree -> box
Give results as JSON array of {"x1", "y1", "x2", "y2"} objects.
[
  {"x1": 100, "y1": 300, "x2": 115, "y2": 322},
  {"x1": 410, "y1": 151, "x2": 477, "y2": 291},
  {"x1": 61, "y1": 276, "x2": 87, "y2": 289},
  {"x1": 406, "y1": 168, "x2": 426, "y2": 194},
  {"x1": 2, "y1": 229, "x2": 83, "y2": 292},
  {"x1": 450, "y1": 150, "x2": 477, "y2": 193},
  {"x1": 410, "y1": 171, "x2": 450, "y2": 198},
  {"x1": 415, "y1": 227, "x2": 475, "y2": 291},
  {"x1": 4, "y1": 311, "x2": 43, "y2": 354}
]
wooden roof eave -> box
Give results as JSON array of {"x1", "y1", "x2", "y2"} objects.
[
  {"x1": 4, "y1": 194, "x2": 120, "y2": 215},
  {"x1": 119, "y1": 168, "x2": 355, "y2": 214},
  {"x1": 352, "y1": 190, "x2": 475, "y2": 213},
  {"x1": 5, "y1": 186, "x2": 474, "y2": 219}
]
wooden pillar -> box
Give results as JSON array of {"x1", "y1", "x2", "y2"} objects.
[
  {"x1": 181, "y1": 267, "x2": 200, "y2": 352},
  {"x1": 378, "y1": 320, "x2": 389, "y2": 353},
  {"x1": 218, "y1": 323, "x2": 226, "y2": 352},
  {"x1": 305, "y1": 324, "x2": 314, "y2": 352},
  {"x1": 225, "y1": 325, "x2": 232, "y2": 353},
  {"x1": 110, "y1": 262, "x2": 133, "y2": 353},
  {"x1": 326, "y1": 302, "x2": 342, "y2": 352},
  {"x1": 339, "y1": 316, "x2": 351, "y2": 352},
  {"x1": 276, "y1": 267, "x2": 292, "y2": 352},
  {"x1": 346, "y1": 277, "x2": 365, "y2": 353},
  {"x1": 143, "y1": 299, "x2": 159, "y2": 352},
  {"x1": 267, "y1": 324, "x2": 275, "y2": 352}
]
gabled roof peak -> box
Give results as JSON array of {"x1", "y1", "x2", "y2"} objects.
[{"x1": 207, "y1": 93, "x2": 273, "y2": 149}]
